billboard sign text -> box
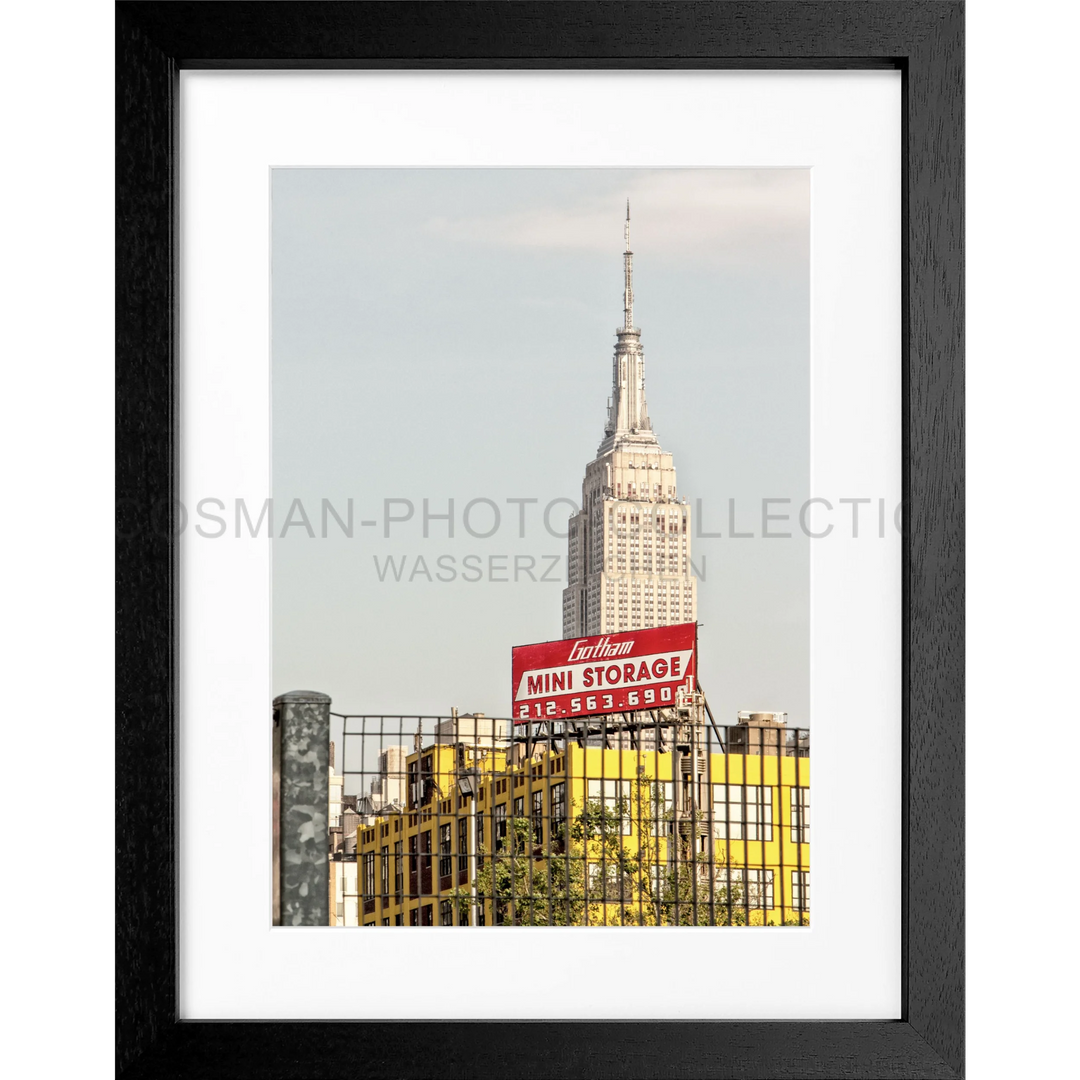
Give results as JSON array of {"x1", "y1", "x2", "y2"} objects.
[{"x1": 511, "y1": 623, "x2": 696, "y2": 723}]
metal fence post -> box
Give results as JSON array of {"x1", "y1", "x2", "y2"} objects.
[{"x1": 273, "y1": 690, "x2": 331, "y2": 926}]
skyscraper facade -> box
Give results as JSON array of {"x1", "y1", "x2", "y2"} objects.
[{"x1": 562, "y1": 206, "x2": 697, "y2": 638}]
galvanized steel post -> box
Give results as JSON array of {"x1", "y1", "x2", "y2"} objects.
[{"x1": 273, "y1": 690, "x2": 331, "y2": 926}]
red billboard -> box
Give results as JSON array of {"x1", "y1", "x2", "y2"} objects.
[{"x1": 511, "y1": 623, "x2": 696, "y2": 723}]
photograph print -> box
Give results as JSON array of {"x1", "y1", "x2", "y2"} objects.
[{"x1": 270, "y1": 168, "x2": 811, "y2": 929}]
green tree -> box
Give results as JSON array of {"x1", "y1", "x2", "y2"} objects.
[{"x1": 453, "y1": 774, "x2": 808, "y2": 927}]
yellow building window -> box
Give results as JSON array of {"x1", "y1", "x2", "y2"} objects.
[
  {"x1": 792, "y1": 870, "x2": 810, "y2": 912},
  {"x1": 712, "y1": 784, "x2": 773, "y2": 841},
  {"x1": 715, "y1": 868, "x2": 774, "y2": 909},
  {"x1": 791, "y1": 787, "x2": 810, "y2": 843},
  {"x1": 586, "y1": 778, "x2": 631, "y2": 834}
]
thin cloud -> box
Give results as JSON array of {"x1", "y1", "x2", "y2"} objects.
[{"x1": 426, "y1": 170, "x2": 808, "y2": 264}]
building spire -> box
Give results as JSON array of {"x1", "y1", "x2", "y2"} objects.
[{"x1": 602, "y1": 201, "x2": 655, "y2": 450}]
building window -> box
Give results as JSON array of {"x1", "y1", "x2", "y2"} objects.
[
  {"x1": 531, "y1": 789, "x2": 544, "y2": 844},
  {"x1": 550, "y1": 782, "x2": 566, "y2": 839},
  {"x1": 650, "y1": 781, "x2": 674, "y2": 835},
  {"x1": 791, "y1": 787, "x2": 810, "y2": 843},
  {"x1": 458, "y1": 815, "x2": 469, "y2": 872},
  {"x1": 407, "y1": 760, "x2": 419, "y2": 810},
  {"x1": 715, "y1": 868, "x2": 775, "y2": 909},
  {"x1": 395, "y1": 913, "x2": 404, "y2": 926},
  {"x1": 409, "y1": 756, "x2": 436, "y2": 808},
  {"x1": 380, "y1": 845, "x2": 389, "y2": 898},
  {"x1": 420, "y1": 830, "x2": 433, "y2": 893},
  {"x1": 586, "y1": 860, "x2": 631, "y2": 902},
  {"x1": 409, "y1": 907, "x2": 419, "y2": 926},
  {"x1": 439, "y1": 822, "x2": 453, "y2": 878},
  {"x1": 712, "y1": 784, "x2": 773, "y2": 841},
  {"x1": 393, "y1": 840, "x2": 403, "y2": 899},
  {"x1": 792, "y1": 870, "x2": 810, "y2": 912},
  {"x1": 440, "y1": 900, "x2": 454, "y2": 926},
  {"x1": 586, "y1": 863, "x2": 602, "y2": 894},
  {"x1": 477, "y1": 813, "x2": 486, "y2": 867},
  {"x1": 494, "y1": 803, "x2": 507, "y2": 851},
  {"x1": 587, "y1": 778, "x2": 631, "y2": 834},
  {"x1": 381, "y1": 917, "x2": 390, "y2": 926},
  {"x1": 513, "y1": 795, "x2": 525, "y2": 820},
  {"x1": 362, "y1": 851, "x2": 375, "y2": 898},
  {"x1": 421, "y1": 904, "x2": 434, "y2": 926}
]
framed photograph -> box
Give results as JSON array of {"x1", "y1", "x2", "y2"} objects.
[{"x1": 117, "y1": 3, "x2": 962, "y2": 1077}]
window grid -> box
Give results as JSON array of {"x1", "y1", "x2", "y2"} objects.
[
  {"x1": 791, "y1": 786, "x2": 810, "y2": 843},
  {"x1": 792, "y1": 870, "x2": 810, "y2": 912},
  {"x1": 712, "y1": 784, "x2": 773, "y2": 841},
  {"x1": 715, "y1": 868, "x2": 775, "y2": 909}
]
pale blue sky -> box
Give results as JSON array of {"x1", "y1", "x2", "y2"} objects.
[{"x1": 272, "y1": 169, "x2": 809, "y2": 758}]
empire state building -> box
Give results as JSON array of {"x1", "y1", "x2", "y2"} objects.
[{"x1": 562, "y1": 205, "x2": 697, "y2": 638}]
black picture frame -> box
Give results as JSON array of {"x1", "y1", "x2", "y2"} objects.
[{"x1": 116, "y1": 2, "x2": 963, "y2": 1076}]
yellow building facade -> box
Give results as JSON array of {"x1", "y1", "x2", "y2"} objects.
[{"x1": 356, "y1": 729, "x2": 809, "y2": 927}]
